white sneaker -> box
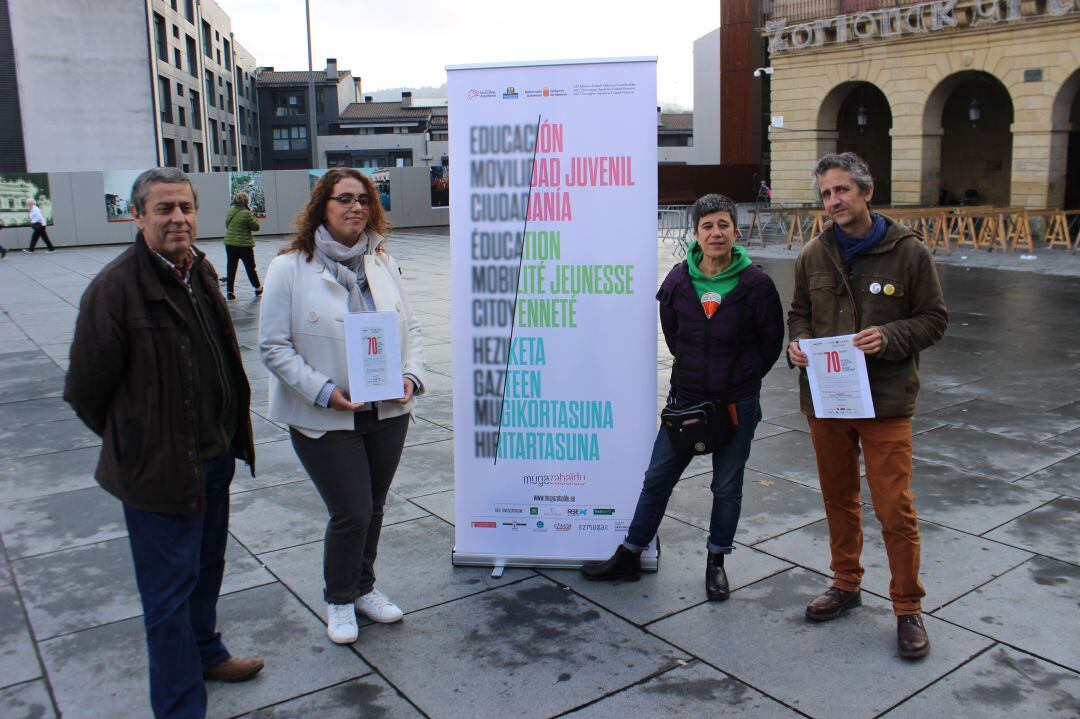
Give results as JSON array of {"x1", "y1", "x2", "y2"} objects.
[
  {"x1": 326, "y1": 602, "x2": 358, "y2": 644},
  {"x1": 356, "y1": 588, "x2": 404, "y2": 623}
]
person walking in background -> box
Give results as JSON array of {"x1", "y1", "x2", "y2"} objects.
[
  {"x1": 788, "y1": 152, "x2": 948, "y2": 660},
  {"x1": 259, "y1": 168, "x2": 427, "y2": 645},
  {"x1": 223, "y1": 191, "x2": 262, "y2": 300},
  {"x1": 64, "y1": 167, "x2": 263, "y2": 718},
  {"x1": 24, "y1": 198, "x2": 55, "y2": 252}
]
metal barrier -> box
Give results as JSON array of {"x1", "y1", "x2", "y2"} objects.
[{"x1": 658, "y1": 205, "x2": 692, "y2": 257}]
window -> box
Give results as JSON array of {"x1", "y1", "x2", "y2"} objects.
[
  {"x1": 174, "y1": 48, "x2": 182, "y2": 69},
  {"x1": 172, "y1": 24, "x2": 179, "y2": 39},
  {"x1": 153, "y1": 13, "x2": 167, "y2": 61},
  {"x1": 216, "y1": 49, "x2": 221, "y2": 65},
  {"x1": 185, "y1": 36, "x2": 197, "y2": 75},
  {"x1": 218, "y1": 76, "x2": 223, "y2": 87},
  {"x1": 273, "y1": 125, "x2": 307, "y2": 151},
  {"x1": 181, "y1": 140, "x2": 188, "y2": 153},
  {"x1": 183, "y1": 163, "x2": 190, "y2": 173},
  {"x1": 211, "y1": 122, "x2": 219, "y2": 153},
  {"x1": 202, "y1": 20, "x2": 212, "y2": 57},
  {"x1": 273, "y1": 93, "x2": 305, "y2": 117},
  {"x1": 163, "y1": 138, "x2": 176, "y2": 167},
  {"x1": 177, "y1": 106, "x2": 186, "y2": 127},
  {"x1": 222, "y1": 39, "x2": 231, "y2": 70},
  {"x1": 213, "y1": 166, "x2": 219, "y2": 172},
  {"x1": 190, "y1": 90, "x2": 201, "y2": 129},
  {"x1": 194, "y1": 142, "x2": 204, "y2": 171},
  {"x1": 204, "y1": 71, "x2": 213, "y2": 106},
  {"x1": 158, "y1": 76, "x2": 172, "y2": 124},
  {"x1": 226, "y1": 81, "x2": 233, "y2": 112},
  {"x1": 175, "y1": 82, "x2": 183, "y2": 96},
  {"x1": 170, "y1": 0, "x2": 177, "y2": 10},
  {"x1": 219, "y1": 94, "x2": 224, "y2": 110},
  {"x1": 184, "y1": 0, "x2": 194, "y2": 22}
]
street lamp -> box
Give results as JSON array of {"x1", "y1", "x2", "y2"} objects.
[
  {"x1": 968, "y1": 97, "x2": 981, "y2": 127},
  {"x1": 305, "y1": 0, "x2": 319, "y2": 169},
  {"x1": 856, "y1": 102, "x2": 868, "y2": 132},
  {"x1": 753, "y1": 67, "x2": 774, "y2": 77}
]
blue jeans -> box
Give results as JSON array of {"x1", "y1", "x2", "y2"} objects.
[
  {"x1": 123, "y1": 452, "x2": 235, "y2": 719},
  {"x1": 624, "y1": 395, "x2": 761, "y2": 554}
]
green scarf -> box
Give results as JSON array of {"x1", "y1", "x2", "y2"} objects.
[{"x1": 688, "y1": 242, "x2": 752, "y2": 300}]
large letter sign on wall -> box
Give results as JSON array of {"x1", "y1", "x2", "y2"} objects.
[{"x1": 448, "y1": 58, "x2": 658, "y2": 568}]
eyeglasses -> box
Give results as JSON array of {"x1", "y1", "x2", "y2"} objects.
[{"x1": 329, "y1": 194, "x2": 370, "y2": 208}]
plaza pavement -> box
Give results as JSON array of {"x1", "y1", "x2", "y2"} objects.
[{"x1": 0, "y1": 229, "x2": 1078, "y2": 718}]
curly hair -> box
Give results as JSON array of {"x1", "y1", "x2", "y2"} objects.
[{"x1": 282, "y1": 167, "x2": 391, "y2": 260}]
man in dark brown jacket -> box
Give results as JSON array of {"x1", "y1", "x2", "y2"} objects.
[
  {"x1": 787, "y1": 152, "x2": 948, "y2": 660},
  {"x1": 64, "y1": 168, "x2": 262, "y2": 718}
]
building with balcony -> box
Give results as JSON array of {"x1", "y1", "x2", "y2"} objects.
[
  {"x1": 319, "y1": 92, "x2": 449, "y2": 170},
  {"x1": 2, "y1": 0, "x2": 260, "y2": 173},
  {"x1": 760, "y1": 0, "x2": 1080, "y2": 208}
]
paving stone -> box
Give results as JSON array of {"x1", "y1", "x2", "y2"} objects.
[
  {"x1": 752, "y1": 422, "x2": 793, "y2": 440},
  {"x1": 15, "y1": 536, "x2": 273, "y2": 640},
  {"x1": 983, "y1": 497, "x2": 1080, "y2": 563},
  {"x1": 0, "y1": 417, "x2": 100, "y2": 461},
  {"x1": 567, "y1": 660, "x2": 802, "y2": 718},
  {"x1": 941, "y1": 377, "x2": 1080, "y2": 412},
  {"x1": 0, "y1": 485, "x2": 125, "y2": 559},
  {"x1": 664, "y1": 470, "x2": 826, "y2": 546},
  {"x1": 1015, "y1": 454, "x2": 1080, "y2": 498},
  {"x1": 238, "y1": 674, "x2": 422, "y2": 719},
  {"x1": 249, "y1": 412, "x2": 289, "y2": 444},
  {"x1": 39, "y1": 583, "x2": 370, "y2": 719},
  {"x1": 912, "y1": 389, "x2": 973, "y2": 415},
  {"x1": 404, "y1": 416, "x2": 454, "y2": 446},
  {"x1": 913, "y1": 426, "x2": 1074, "y2": 481},
  {"x1": 0, "y1": 446, "x2": 100, "y2": 504},
  {"x1": 0, "y1": 583, "x2": 42, "y2": 688},
  {"x1": 1041, "y1": 427, "x2": 1080, "y2": 451},
  {"x1": 746, "y1": 430, "x2": 835, "y2": 489},
  {"x1": 259, "y1": 516, "x2": 532, "y2": 617},
  {"x1": 355, "y1": 576, "x2": 688, "y2": 719},
  {"x1": 757, "y1": 383, "x2": 802, "y2": 420},
  {"x1": 908, "y1": 460, "x2": 1060, "y2": 535},
  {"x1": 755, "y1": 507, "x2": 1032, "y2": 612},
  {"x1": 405, "y1": 488, "x2": 454, "y2": 525},
  {"x1": 880, "y1": 645, "x2": 1080, "y2": 718},
  {"x1": 230, "y1": 439, "x2": 307, "y2": 493},
  {"x1": 230, "y1": 480, "x2": 430, "y2": 555},
  {"x1": 925, "y1": 399, "x2": 1080, "y2": 443},
  {"x1": 0, "y1": 396, "x2": 77, "y2": 427},
  {"x1": 935, "y1": 556, "x2": 1080, "y2": 672},
  {"x1": 0, "y1": 680, "x2": 56, "y2": 718},
  {"x1": 388, "y1": 440, "x2": 454, "y2": 498},
  {"x1": 413, "y1": 394, "x2": 454, "y2": 429},
  {"x1": 650, "y1": 567, "x2": 992, "y2": 719},
  {"x1": 544, "y1": 519, "x2": 790, "y2": 625}
]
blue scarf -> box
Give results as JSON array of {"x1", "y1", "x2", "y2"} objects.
[{"x1": 834, "y1": 213, "x2": 887, "y2": 266}]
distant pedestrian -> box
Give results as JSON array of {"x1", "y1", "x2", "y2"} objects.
[
  {"x1": 0, "y1": 225, "x2": 7, "y2": 259},
  {"x1": 788, "y1": 152, "x2": 947, "y2": 660},
  {"x1": 224, "y1": 191, "x2": 262, "y2": 300},
  {"x1": 756, "y1": 181, "x2": 772, "y2": 204},
  {"x1": 24, "y1": 198, "x2": 55, "y2": 253},
  {"x1": 64, "y1": 167, "x2": 263, "y2": 718}
]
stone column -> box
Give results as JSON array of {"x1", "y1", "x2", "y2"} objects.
[
  {"x1": 1010, "y1": 122, "x2": 1057, "y2": 208},
  {"x1": 772, "y1": 129, "x2": 837, "y2": 205}
]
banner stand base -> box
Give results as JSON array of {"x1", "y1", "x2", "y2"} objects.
[{"x1": 453, "y1": 541, "x2": 660, "y2": 572}]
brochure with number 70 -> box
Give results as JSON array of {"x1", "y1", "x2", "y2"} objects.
[
  {"x1": 798, "y1": 334, "x2": 876, "y2": 419},
  {"x1": 344, "y1": 311, "x2": 404, "y2": 403}
]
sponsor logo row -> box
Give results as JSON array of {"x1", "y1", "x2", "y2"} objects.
[
  {"x1": 470, "y1": 519, "x2": 628, "y2": 533},
  {"x1": 467, "y1": 86, "x2": 568, "y2": 101},
  {"x1": 495, "y1": 504, "x2": 616, "y2": 518}
]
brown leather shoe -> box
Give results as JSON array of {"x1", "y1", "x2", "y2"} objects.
[
  {"x1": 897, "y1": 615, "x2": 930, "y2": 659},
  {"x1": 805, "y1": 587, "x2": 862, "y2": 622},
  {"x1": 203, "y1": 656, "x2": 264, "y2": 683}
]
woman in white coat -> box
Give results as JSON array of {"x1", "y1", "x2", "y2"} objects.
[{"x1": 259, "y1": 168, "x2": 426, "y2": 644}]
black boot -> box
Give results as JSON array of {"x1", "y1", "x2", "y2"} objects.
[
  {"x1": 706, "y1": 552, "x2": 729, "y2": 600},
  {"x1": 580, "y1": 545, "x2": 641, "y2": 581}
]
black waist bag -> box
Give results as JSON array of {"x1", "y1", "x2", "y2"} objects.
[{"x1": 661, "y1": 400, "x2": 739, "y2": 455}]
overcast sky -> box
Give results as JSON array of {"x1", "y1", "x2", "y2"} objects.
[{"x1": 219, "y1": 0, "x2": 719, "y2": 108}]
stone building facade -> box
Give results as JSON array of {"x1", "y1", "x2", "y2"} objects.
[{"x1": 763, "y1": 0, "x2": 1080, "y2": 208}]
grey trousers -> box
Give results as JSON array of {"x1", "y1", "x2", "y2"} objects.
[{"x1": 290, "y1": 412, "x2": 410, "y2": 604}]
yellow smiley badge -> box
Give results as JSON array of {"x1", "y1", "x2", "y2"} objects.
[{"x1": 883, "y1": 283, "x2": 896, "y2": 296}]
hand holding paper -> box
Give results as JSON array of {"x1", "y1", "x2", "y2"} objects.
[{"x1": 798, "y1": 334, "x2": 876, "y2": 418}]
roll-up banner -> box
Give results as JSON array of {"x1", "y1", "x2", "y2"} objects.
[{"x1": 448, "y1": 57, "x2": 659, "y2": 569}]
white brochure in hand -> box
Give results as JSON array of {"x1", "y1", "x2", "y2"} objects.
[
  {"x1": 798, "y1": 334, "x2": 876, "y2": 419},
  {"x1": 344, "y1": 311, "x2": 404, "y2": 403}
]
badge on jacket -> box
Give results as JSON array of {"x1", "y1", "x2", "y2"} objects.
[{"x1": 701, "y1": 291, "x2": 721, "y2": 318}]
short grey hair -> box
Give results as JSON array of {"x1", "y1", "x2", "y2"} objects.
[
  {"x1": 690, "y1": 193, "x2": 737, "y2": 230},
  {"x1": 812, "y1": 152, "x2": 874, "y2": 198},
  {"x1": 130, "y1": 167, "x2": 199, "y2": 216}
]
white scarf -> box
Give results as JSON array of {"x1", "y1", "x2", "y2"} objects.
[{"x1": 313, "y1": 224, "x2": 380, "y2": 312}]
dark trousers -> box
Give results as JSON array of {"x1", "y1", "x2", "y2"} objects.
[
  {"x1": 224, "y1": 246, "x2": 259, "y2": 294},
  {"x1": 625, "y1": 395, "x2": 761, "y2": 554},
  {"x1": 290, "y1": 412, "x2": 410, "y2": 604},
  {"x1": 29, "y1": 223, "x2": 54, "y2": 251},
  {"x1": 124, "y1": 452, "x2": 235, "y2": 719}
]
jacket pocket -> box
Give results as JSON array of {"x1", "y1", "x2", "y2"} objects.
[
  {"x1": 860, "y1": 274, "x2": 907, "y2": 326},
  {"x1": 808, "y1": 271, "x2": 843, "y2": 294}
]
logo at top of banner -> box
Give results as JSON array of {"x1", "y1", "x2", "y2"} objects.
[
  {"x1": 467, "y1": 89, "x2": 497, "y2": 100},
  {"x1": 522, "y1": 86, "x2": 568, "y2": 99},
  {"x1": 502, "y1": 86, "x2": 519, "y2": 99},
  {"x1": 701, "y1": 291, "x2": 722, "y2": 318}
]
